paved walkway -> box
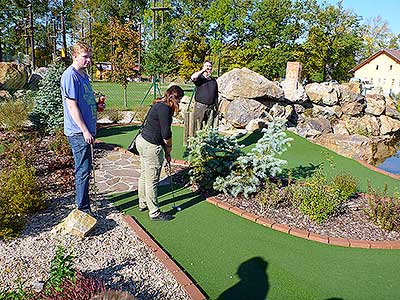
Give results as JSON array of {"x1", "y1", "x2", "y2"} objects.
[{"x1": 94, "y1": 147, "x2": 169, "y2": 195}]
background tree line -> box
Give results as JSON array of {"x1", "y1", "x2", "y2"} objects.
[{"x1": 1, "y1": 0, "x2": 399, "y2": 83}]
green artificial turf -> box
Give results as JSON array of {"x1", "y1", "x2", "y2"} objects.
[
  {"x1": 109, "y1": 188, "x2": 400, "y2": 300},
  {"x1": 97, "y1": 125, "x2": 187, "y2": 160},
  {"x1": 92, "y1": 81, "x2": 195, "y2": 110}
]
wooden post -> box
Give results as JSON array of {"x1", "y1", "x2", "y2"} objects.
[{"x1": 183, "y1": 111, "x2": 190, "y2": 146}]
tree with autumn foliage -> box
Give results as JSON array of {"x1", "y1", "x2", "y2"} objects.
[{"x1": 109, "y1": 18, "x2": 140, "y2": 108}]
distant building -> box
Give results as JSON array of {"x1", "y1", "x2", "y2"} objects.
[{"x1": 350, "y1": 49, "x2": 400, "y2": 95}]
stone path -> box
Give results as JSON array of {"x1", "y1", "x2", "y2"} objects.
[{"x1": 94, "y1": 147, "x2": 169, "y2": 195}]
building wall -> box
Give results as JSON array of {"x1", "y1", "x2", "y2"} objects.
[{"x1": 354, "y1": 53, "x2": 400, "y2": 95}]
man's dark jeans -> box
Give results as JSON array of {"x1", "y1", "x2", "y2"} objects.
[{"x1": 68, "y1": 134, "x2": 92, "y2": 211}]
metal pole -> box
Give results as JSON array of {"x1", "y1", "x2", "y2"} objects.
[{"x1": 28, "y1": 4, "x2": 35, "y2": 69}]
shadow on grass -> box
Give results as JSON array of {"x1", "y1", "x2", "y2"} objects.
[
  {"x1": 217, "y1": 257, "x2": 269, "y2": 300},
  {"x1": 107, "y1": 182, "x2": 204, "y2": 216},
  {"x1": 281, "y1": 163, "x2": 321, "y2": 180},
  {"x1": 97, "y1": 125, "x2": 141, "y2": 139},
  {"x1": 237, "y1": 129, "x2": 263, "y2": 148}
]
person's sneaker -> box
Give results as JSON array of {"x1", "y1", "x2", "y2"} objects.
[
  {"x1": 80, "y1": 208, "x2": 100, "y2": 219},
  {"x1": 138, "y1": 207, "x2": 148, "y2": 212},
  {"x1": 150, "y1": 212, "x2": 173, "y2": 221}
]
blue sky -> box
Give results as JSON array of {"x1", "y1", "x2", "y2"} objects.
[{"x1": 320, "y1": 0, "x2": 400, "y2": 34}]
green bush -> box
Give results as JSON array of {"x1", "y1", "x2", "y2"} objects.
[
  {"x1": 0, "y1": 98, "x2": 33, "y2": 132},
  {"x1": 331, "y1": 174, "x2": 358, "y2": 201},
  {"x1": 214, "y1": 117, "x2": 291, "y2": 198},
  {"x1": 0, "y1": 140, "x2": 44, "y2": 240},
  {"x1": 256, "y1": 179, "x2": 287, "y2": 209},
  {"x1": 365, "y1": 184, "x2": 400, "y2": 232},
  {"x1": 290, "y1": 170, "x2": 357, "y2": 224},
  {"x1": 29, "y1": 61, "x2": 66, "y2": 134},
  {"x1": 186, "y1": 128, "x2": 242, "y2": 190},
  {"x1": 44, "y1": 246, "x2": 76, "y2": 293}
]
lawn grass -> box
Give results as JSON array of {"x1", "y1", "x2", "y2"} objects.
[{"x1": 91, "y1": 81, "x2": 195, "y2": 110}]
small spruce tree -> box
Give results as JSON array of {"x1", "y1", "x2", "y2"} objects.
[
  {"x1": 29, "y1": 61, "x2": 66, "y2": 134},
  {"x1": 214, "y1": 117, "x2": 292, "y2": 198}
]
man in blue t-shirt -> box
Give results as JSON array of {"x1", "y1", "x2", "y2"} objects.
[{"x1": 61, "y1": 41, "x2": 97, "y2": 216}]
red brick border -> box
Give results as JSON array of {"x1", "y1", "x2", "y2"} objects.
[
  {"x1": 123, "y1": 216, "x2": 207, "y2": 300},
  {"x1": 206, "y1": 197, "x2": 400, "y2": 249}
]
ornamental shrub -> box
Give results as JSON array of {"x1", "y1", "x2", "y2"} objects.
[
  {"x1": 186, "y1": 128, "x2": 242, "y2": 190},
  {"x1": 365, "y1": 183, "x2": 400, "y2": 232},
  {"x1": 214, "y1": 117, "x2": 292, "y2": 198},
  {"x1": 0, "y1": 139, "x2": 44, "y2": 240},
  {"x1": 290, "y1": 170, "x2": 357, "y2": 224},
  {"x1": 29, "y1": 62, "x2": 66, "y2": 134},
  {"x1": 0, "y1": 95, "x2": 34, "y2": 132}
]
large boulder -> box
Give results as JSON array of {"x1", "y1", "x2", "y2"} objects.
[
  {"x1": 312, "y1": 133, "x2": 397, "y2": 164},
  {"x1": 0, "y1": 62, "x2": 29, "y2": 92},
  {"x1": 217, "y1": 67, "x2": 284, "y2": 101},
  {"x1": 365, "y1": 94, "x2": 386, "y2": 116},
  {"x1": 379, "y1": 115, "x2": 400, "y2": 135},
  {"x1": 305, "y1": 82, "x2": 340, "y2": 106},
  {"x1": 280, "y1": 78, "x2": 308, "y2": 103},
  {"x1": 225, "y1": 99, "x2": 267, "y2": 128}
]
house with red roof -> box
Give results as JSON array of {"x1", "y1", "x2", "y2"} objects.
[{"x1": 350, "y1": 49, "x2": 400, "y2": 95}]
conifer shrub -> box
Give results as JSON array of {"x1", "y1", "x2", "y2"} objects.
[
  {"x1": 186, "y1": 128, "x2": 242, "y2": 190},
  {"x1": 214, "y1": 117, "x2": 292, "y2": 198},
  {"x1": 0, "y1": 139, "x2": 44, "y2": 239},
  {"x1": 365, "y1": 184, "x2": 400, "y2": 231},
  {"x1": 29, "y1": 61, "x2": 66, "y2": 134}
]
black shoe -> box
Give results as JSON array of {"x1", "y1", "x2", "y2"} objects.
[
  {"x1": 79, "y1": 208, "x2": 99, "y2": 219},
  {"x1": 150, "y1": 212, "x2": 173, "y2": 221},
  {"x1": 138, "y1": 207, "x2": 148, "y2": 212}
]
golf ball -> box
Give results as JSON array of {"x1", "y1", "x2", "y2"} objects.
[{"x1": 177, "y1": 207, "x2": 182, "y2": 211}]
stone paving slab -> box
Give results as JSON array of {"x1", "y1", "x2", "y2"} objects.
[{"x1": 94, "y1": 150, "x2": 168, "y2": 194}]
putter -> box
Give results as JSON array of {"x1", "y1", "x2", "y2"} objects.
[
  {"x1": 165, "y1": 162, "x2": 181, "y2": 211},
  {"x1": 90, "y1": 143, "x2": 100, "y2": 214}
]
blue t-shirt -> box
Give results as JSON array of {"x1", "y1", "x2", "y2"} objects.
[{"x1": 61, "y1": 66, "x2": 97, "y2": 136}]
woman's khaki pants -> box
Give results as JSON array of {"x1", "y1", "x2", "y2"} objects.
[{"x1": 136, "y1": 134, "x2": 164, "y2": 218}]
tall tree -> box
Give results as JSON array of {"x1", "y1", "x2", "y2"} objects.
[
  {"x1": 361, "y1": 16, "x2": 400, "y2": 59},
  {"x1": 109, "y1": 18, "x2": 140, "y2": 108},
  {"x1": 169, "y1": 0, "x2": 212, "y2": 79},
  {"x1": 299, "y1": 0, "x2": 363, "y2": 82}
]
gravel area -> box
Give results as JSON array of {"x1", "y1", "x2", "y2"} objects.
[{"x1": 0, "y1": 193, "x2": 191, "y2": 300}]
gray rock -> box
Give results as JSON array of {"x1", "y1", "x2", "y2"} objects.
[
  {"x1": 225, "y1": 98, "x2": 267, "y2": 128},
  {"x1": 217, "y1": 67, "x2": 284, "y2": 101}
]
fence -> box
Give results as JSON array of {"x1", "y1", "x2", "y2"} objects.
[{"x1": 92, "y1": 81, "x2": 195, "y2": 111}]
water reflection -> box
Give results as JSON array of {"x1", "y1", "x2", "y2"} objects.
[{"x1": 378, "y1": 150, "x2": 400, "y2": 174}]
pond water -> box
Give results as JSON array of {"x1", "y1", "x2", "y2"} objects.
[{"x1": 378, "y1": 150, "x2": 400, "y2": 175}]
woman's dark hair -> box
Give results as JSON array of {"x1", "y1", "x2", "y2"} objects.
[{"x1": 153, "y1": 85, "x2": 184, "y2": 115}]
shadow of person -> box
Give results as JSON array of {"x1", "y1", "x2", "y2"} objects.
[{"x1": 217, "y1": 257, "x2": 269, "y2": 300}]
